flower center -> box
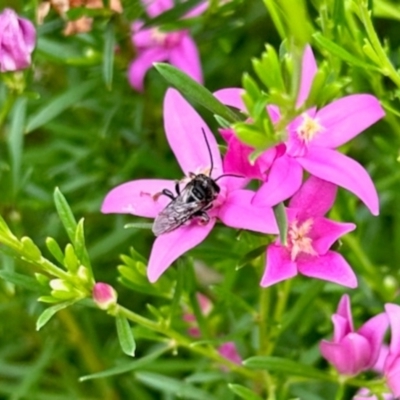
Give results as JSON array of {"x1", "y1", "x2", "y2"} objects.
[
  {"x1": 287, "y1": 218, "x2": 317, "y2": 261},
  {"x1": 150, "y1": 28, "x2": 168, "y2": 46},
  {"x1": 297, "y1": 113, "x2": 324, "y2": 144}
]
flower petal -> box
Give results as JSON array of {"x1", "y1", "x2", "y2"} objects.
[
  {"x1": 101, "y1": 179, "x2": 175, "y2": 218},
  {"x1": 386, "y1": 303, "x2": 400, "y2": 356},
  {"x1": 297, "y1": 251, "x2": 357, "y2": 288},
  {"x1": 296, "y1": 45, "x2": 317, "y2": 108},
  {"x1": 335, "y1": 294, "x2": 354, "y2": 335},
  {"x1": 128, "y1": 47, "x2": 168, "y2": 91},
  {"x1": 252, "y1": 155, "x2": 303, "y2": 207},
  {"x1": 164, "y1": 89, "x2": 223, "y2": 177},
  {"x1": 332, "y1": 314, "x2": 352, "y2": 343},
  {"x1": 169, "y1": 35, "x2": 203, "y2": 83},
  {"x1": 214, "y1": 88, "x2": 245, "y2": 111},
  {"x1": 358, "y1": 312, "x2": 389, "y2": 369},
  {"x1": 320, "y1": 333, "x2": 372, "y2": 375},
  {"x1": 184, "y1": 1, "x2": 208, "y2": 18},
  {"x1": 312, "y1": 94, "x2": 385, "y2": 148},
  {"x1": 218, "y1": 189, "x2": 278, "y2": 234},
  {"x1": 289, "y1": 175, "x2": 337, "y2": 217},
  {"x1": 297, "y1": 147, "x2": 379, "y2": 215},
  {"x1": 311, "y1": 217, "x2": 356, "y2": 255},
  {"x1": 260, "y1": 244, "x2": 297, "y2": 287},
  {"x1": 142, "y1": 0, "x2": 173, "y2": 17},
  {"x1": 385, "y1": 355, "x2": 400, "y2": 397},
  {"x1": 147, "y1": 220, "x2": 215, "y2": 282}
]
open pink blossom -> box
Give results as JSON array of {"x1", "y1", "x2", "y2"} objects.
[
  {"x1": 261, "y1": 176, "x2": 357, "y2": 288},
  {"x1": 215, "y1": 46, "x2": 385, "y2": 215},
  {"x1": 128, "y1": 0, "x2": 204, "y2": 91},
  {"x1": 320, "y1": 294, "x2": 389, "y2": 376},
  {"x1": 383, "y1": 303, "x2": 400, "y2": 396},
  {"x1": 0, "y1": 8, "x2": 36, "y2": 72},
  {"x1": 102, "y1": 89, "x2": 278, "y2": 282}
]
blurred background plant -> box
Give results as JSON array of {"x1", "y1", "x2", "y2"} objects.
[{"x1": 1, "y1": 0, "x2": 400, "y2": 399}]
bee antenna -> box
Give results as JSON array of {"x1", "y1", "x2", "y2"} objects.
[
  {"x1": 214, "y1": 173, "x2": 244, "y2": 182},
  {"x1": 201, "y1": 127, "x2": 214, "y2": 176}
]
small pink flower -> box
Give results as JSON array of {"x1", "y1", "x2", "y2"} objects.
[
  {"x1": 383, "y1": 303, "x2": 400, "y2": 396},
  {"x1": 261, "y1": 176, "x2": 357, "y2": 288},
  {"x1": 0, "y1": 8, "x2": 36, "y2": 72},
  {"x1": 92, "y1": 282, "x2": 118, "y2": 310},
  {"x1": 320, "y1": 295, "x2": 389, "y2": 376},
  {"x1": 128, "y1": 0, "x2": 204, "y2": 91},
  {"x1": 218, "y1": 341, "x2": 242, "y2": 365},
  {"x1": 102, "y1": 89, "x2": 279, "y2": 282}
]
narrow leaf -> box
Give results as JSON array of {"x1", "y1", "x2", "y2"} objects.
[
  {"x1": 0, "y1": 270, "x2": 43, "y2": 292},
  {"x1": 116, "y1": 313, "x2": 136, "y2": 357},
  {"x1": 36, "y1": 300, "x2": 75, "y2": 331},
  {"x1": 154, "y1": 63, "x2": 241, "y2": 123},
  {"x1": 45, "y1": 237, "x2": 65, "y2": 265},
  {"x1": 228, "y1": 384, "x2": 263, "y2": 400},
  {"x1": 103, "y1": 21, "x2": 115, "y2": 90},
  {"x1": 53, "y1": 187, "x2": 77, "y2": 244},
  {"x1": 25, "y1": 80, "x2": 97, "y2": 133},
  {"x1": 273, "y1": 202, "x2": 288, "y2": 246}
]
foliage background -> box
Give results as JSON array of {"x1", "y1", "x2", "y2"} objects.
[{"x1": 1, "y1": 0, "x2": 400, "y2": 399}]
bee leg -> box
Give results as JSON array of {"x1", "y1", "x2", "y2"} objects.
[
  {"x1": 161, "y1": 189, "x2": 176, "y2": 200},
  {"x1": 197, "y1": 211, "x2": 210, "y2": 225},
  {"x1": 174, "y1": 181, "x2": 181, "y2": 196}
]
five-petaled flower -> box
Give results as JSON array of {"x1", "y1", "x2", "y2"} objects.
[
  {"x1": 320, "y1": 294, "x2": 389, "y2": 376},
  {"x1": 128, "y1": 0, "x2": 205, "y2": 91},
  {"x1": 215, "y1": 45, "x2": 385, "y2": 215},
  {"x1": 0, "y1": 8, "x2": 36, "y2": 73},
  {"x1": 102, "y1": 89, "x2": 278, "y2": 282},
  {"x1": 261, "y1": 176, "x2": 357, "y2": 288}
]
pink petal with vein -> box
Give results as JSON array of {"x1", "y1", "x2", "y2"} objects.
[
  {"x1": 128, "y1": 47, "x2": 168, "y2": 91},
  {"x1": 218, "y1": 190, "x2": 278, "y2": 234},
  {"x1": 214, "y1": 88, "x2": 245, "y2": 111},
  {"x1": 252, "y1": 155, "x2": 303, "y2": 207},
  {"x1": 312, "y1": 95, "x2": 385, "y2": 148},
  {"x1": 147, "y1": 220, "x2": 215, "y2": 282},
  {"x1": 169, "y1": 35, "x2": 203, "y2": 83},
  {"x1": 289, "y1": 175, "x2": 337, "y2": 218},
  {"x1": 297, "y1": 147, "x2": 379, "y2": 215},
  {"x1": 260, "y1": 244, "x2": 297, "y2": 287},
  {"x1": 164, "y1": 89, "x2": 222, "y2": 177},
  {"x1": 296, "y1": 45, "x2": 317, "y2": 108},
  {"x1": 298, "y1": 251, "x2": 357, "y2": 288},
  {"x1": 101, "y1": 179, "x2": 175, "y2": 218},
  {"x1": 311, "y1": 218, "x2": 356, "y2": 255}
]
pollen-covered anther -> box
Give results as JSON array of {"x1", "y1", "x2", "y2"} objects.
[
  {"x1": 297, "y1": 113, "x2": 324, "y2": 143},
  {"x1": 288, "y1": 218, "x2": 317, "y2": 261}
]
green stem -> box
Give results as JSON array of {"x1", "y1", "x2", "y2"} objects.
[
  {"x1": 335, "y1": 381, "x2": 346, "y2": 400},
  {"x1": 262, "y1": 0, "x2": 286, "y2": 40},
  {"x1": 0, "y1": 92, "x2": 16, "y2": 129},
  {"x1": 258, "y1": 287, "x2": 271, "y2": 355}
]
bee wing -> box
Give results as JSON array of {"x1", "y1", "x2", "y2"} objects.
[{"x1": 152, "y1": 196, "x2": 204, "y2": 236}]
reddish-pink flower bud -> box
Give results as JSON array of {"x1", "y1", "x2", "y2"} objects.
[
  {"x1": 0, "y1": 9, "x2": 36, "y2": 72},
  {"x1": 92, "y1": 282, "x2": 118, "y2": 310}
]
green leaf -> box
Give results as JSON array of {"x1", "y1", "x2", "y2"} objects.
[
  {"x1": 313, "y1": 32, "x2": 380, "y2": 71},
  {"x1": 243, "y1": 356, "x2": 335, "y2": 382},
  {"x1": 228, "y1": 384, "x2": 263, "y2": 400},
  {"x1": 53, "y1": 187, "x2": 77, "y2": 244},
  {"x1": 45, "y1": 237, "x2": 65, "y2": 265},
  {"x1": 20, "y1": 237, "x2": 42, "y2": 261},
  {"x1": 234, "y1": 123, "x2": 270, "y2": 148},
  {"x1": 116, "y1": 313, "x2": 136, "y2": 357},
  {"x1": 36, "y1": 300, "x2": 76, "y2": 331},
  {"x1": 154, "y1": 63, "x2": 241, "y2": 123},
  {"x1": 0, "y1": 270, "x2": 43, "y2": 292},
  {"x1": 237, "y1": 245, "x2": 268, "y2": 268},
  {"x1": 79, "y1": 346, "x2": 169, "y2": 381},
  {"x1": 74, "y1": 219, "x2": 91, "y2": 271},
  {"x1": 64, "y1": 244, "x2": 79, "y2": 273},
  {"x1": 103, "y1": 21, "x2": 115, "y2": 90},
  {"x1": 7, "y1": 97, "x2": 26, "y2": 195},
  {"x1": 25, "y1": 80, "x2": 97, "y2": 133},
  {"x1": 273, "y1": 202, "x2": 288, "y2": 246},
  {"x1": 135, "y1": 372, "x2": 218, "y2": 400}
]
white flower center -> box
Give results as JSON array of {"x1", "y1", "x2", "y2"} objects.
[
  {"x1": 288, "y1": 218, "x2": 317, "y2": 261},
  {"x1": 151, "y1": 28, "x2": 168, "y2": 45},
  {"x1": 297, "y1": 113, "x2": 324, "y2": 144}
]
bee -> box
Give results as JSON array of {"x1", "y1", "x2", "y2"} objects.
[{"x1": 152, "y1": 128, "x2": 236, "y2": 237}]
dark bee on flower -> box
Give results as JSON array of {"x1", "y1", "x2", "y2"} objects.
[{"x1": 152, "y1": 128, "x2": 237, "y2": 237}]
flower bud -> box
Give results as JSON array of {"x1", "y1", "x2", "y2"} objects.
[
  {"x1": 0, "y1": 8, "x2": 36, "y2": 73},
  {"x1": 92, "y1": 282, "x2": 118, "y2": 310}
]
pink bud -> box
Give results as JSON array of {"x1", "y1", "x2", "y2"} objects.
[
  {"x1": 0, "y1": 9, "x2": 36, "y2": 73},
  {"x1": 218, "y1": 342, "x2": 242, "y2": 365},
  {"x1": 92, "y1": 282, "x2": 117, "y2": 310}
]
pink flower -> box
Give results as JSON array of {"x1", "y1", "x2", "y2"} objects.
[
  {"x1": 261, "y1": 176, "x2": 357, "y2": 288},
  {"x1": 218, "y1": 341, "x2": 242, "y2": 365},
  {"x1": 320, "y1": 294, "x2": 389, "y2": 376},
  {"x1": 102, "y1": 89, "x2": 279, "y2": 282},
  {"x1": 383, "y1": 303, "x2": 400, "y2": 396},
  {"x1": 128, "y1": 0, "x2": 204, "y2": 91},
  {"x1": 215, "y1": 46, "x2": 385, "y2": 215},
  {"x1": 92, "y1": 282, "x2": 118, "y2": 310},
  {"x1": 0, "y1": 8, "x2": 36, "y2": 72}
]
